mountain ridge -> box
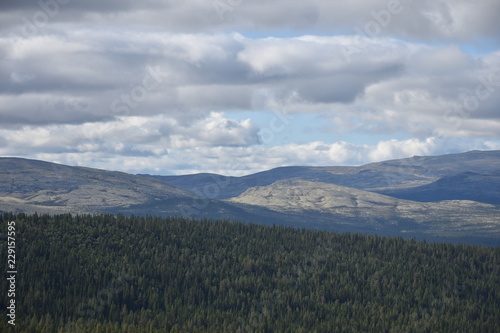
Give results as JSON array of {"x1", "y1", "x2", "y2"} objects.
[
  {"x1": 0, "y1": 157, "x2": 196, "y2": 215},
  {"x1": 1, "y1": 151, "x2": 500, "y2": 245},
  {"x1": 144, "y1": 150, "x2": 500, "y2": 202},
  {"x1": 227, "y1": 178, "x2": 499, "y2": 243}
]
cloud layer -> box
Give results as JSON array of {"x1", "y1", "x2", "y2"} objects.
[
  {"x1": 0, "y1": 1, "x2": 499, "y2": 174},
  {"x1": 2, "y1": 0, "x2": 500, "y2": 43}
]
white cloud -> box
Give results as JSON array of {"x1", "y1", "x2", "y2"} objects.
[
  {"x1": 0, "y1": 2, "x2": 499, "y2": 175},
  {"x1": 6, "y1": 35, "x2": 92, "y2": 60},
  {"x1": 0, "y1": 113, "x2": 260, "y2": 159},
  {"x1": 3, "y1": 0, "x2": 499, "y2": 42},
  {"x1": 368, "y1": 138, "x2": 436, "y2": 162},
  {"x1": 11, "y1": 136, "x2": 496, "y2": 176},
  {"x1": 1, "y1": 32, "x2": 498, "y2": 133}
]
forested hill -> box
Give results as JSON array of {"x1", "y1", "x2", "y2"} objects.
[{"x1": 1, "y1": 213, "x2": 499, "y2": 332}]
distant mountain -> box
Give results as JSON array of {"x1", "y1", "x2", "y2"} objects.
[
  {"x1": 227, "y1": 178, "x2": 500, "y2": 244},
  {"x1": 376, "y1": 171, "x2": 500, "y2": 205},
  {"x1": 228, "y1": 178, "x2": 406, "y2": 212},
  {"x1": 1, "y1": 151, "x2": 500, "y2": 246},
  {"x1": 145, "y1": 150, "x2": 500, "y2": 201},
  {"x1": 141, "y1": 166, "x2": 355, "y2": 199},
  {"x1": 0, "y1": 157, "x2": 195, "y2": 215},
  {"x1": 0, "y1": 157, "x2": 288, "y2": 223}
]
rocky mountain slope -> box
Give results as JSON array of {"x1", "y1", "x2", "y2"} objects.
[
  {"x1": 0, "y1": 158, "x2": 196, "y2": 215},
  {"x1": 146, "y1": 150, "x2": 500, "y2": 202},
  {"x1": 0, "y1": 158, "x2": 280, "y2": 223},
  {"x1": 375, "y1": 171, "x2": 500, "y2": 204},
  {"x1": 227, "y1": 178, "x2": 500, "y2": 244},
  {"x1": 1, "y1": 151, "x2": 499, "y2": 245}
]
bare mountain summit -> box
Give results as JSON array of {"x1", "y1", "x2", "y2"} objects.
[
  {"x1": 229, "y1": 178, "x2": 406, "y2": 212},
  {"x1": 0, "y1": 158, "x2": 196, "y2": 214},
  {"x1": 228, "y1": 178, "x2": 500, "y2": 243},
  {"x1": 1, "y1": 152, "x2": 499, "y2": 246}
]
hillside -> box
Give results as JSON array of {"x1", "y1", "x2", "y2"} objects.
[
  {"x1": 1, "y1": 151, "x2": 500, "y2": 245},
  {"x1": 376, "y1": 171, "x2": 500, "y2": 205},
  {"x1": 147, "y1": 150, "x2": 500, "y2": 200},
  {"x1": 0, "y1": 157, "x2": 196, "y2": 215},
  {"x1": 0, "y1": 158, "x2": 286, "y2": 224},
  {"x1": 1, "y1": 213, "x2": 499, "y2": 332},
  {"x1": 227, "y1": 179, "x2": 500, "y2": 244}
]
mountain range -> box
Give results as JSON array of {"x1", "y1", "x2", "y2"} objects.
[{"x1": 1, "y1": 150, "x2": 499, "y2": 246}]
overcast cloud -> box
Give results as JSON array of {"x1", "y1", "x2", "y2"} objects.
[{"x1": 0, "y1": 0, "x2": 499, "y2": 175}]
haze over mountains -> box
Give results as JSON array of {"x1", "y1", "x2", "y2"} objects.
[{"x1": 1, "y1": 150, "x2": 499, "y2": 246}]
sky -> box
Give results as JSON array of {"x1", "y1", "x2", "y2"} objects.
[{"x1": 0, "y1": 0, "x2": 499, "y2": 176}]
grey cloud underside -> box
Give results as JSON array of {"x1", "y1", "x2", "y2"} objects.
[
  {"x1": 0, "y1": 0, "x2": 499, "y2": 175},
  {"x1": 1, "y1": 32, "x2": 499, "y2": 137},
  {"x1": 1, "y1": 33, "x2": 404, "y2": 125},
  {"x1": 1, "y1": 0, "x2": 500, "y2": 43}
]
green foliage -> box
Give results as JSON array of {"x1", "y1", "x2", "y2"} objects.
[{"x1": 0, "y1": 213, "x2": 499, "y2": 332}]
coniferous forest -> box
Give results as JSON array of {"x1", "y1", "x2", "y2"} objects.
[{"x1": 1, "y1": 213, "x2": 499, "y2": 332}]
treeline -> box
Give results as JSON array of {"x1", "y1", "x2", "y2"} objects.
[{"x1": 0, "y1": 213, "x2": 499, "y2": 332}]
